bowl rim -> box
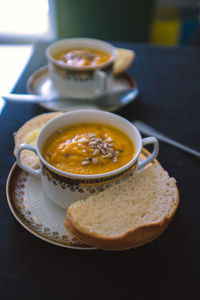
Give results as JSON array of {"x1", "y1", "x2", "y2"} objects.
[
  {"x1": 45, "y1": 37, "x2": 117, "y2": 71},
  {"x1": 36, "y1": 110, "x2": 142, "y2": 180}
]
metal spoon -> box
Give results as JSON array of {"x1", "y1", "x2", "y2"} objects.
[
  {"x1": 2, "y1": 88, "x2": 138, "y2": 111},
  {"x1": 134, "y1": 120, "x2": 200, "y2": 159}
]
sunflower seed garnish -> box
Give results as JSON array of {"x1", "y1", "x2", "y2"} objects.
[
  {"x1": 78, "y1": 137, "x2": 89, "y2": 143},
  {"x1": 80, "y1": 134, "x2": 121, "y2": 165},
  {"x1": 85, "y1": 157, "x2": 92, "y2": 161},
  {"x1": 92, "y1": 157, "x2": 99, "y2": 164},
  {"x1": 81, "y1": 160, "x2": 90, "y2": 165},
  {"x1": 106, "y1": 137, "x2": 113, "y2": 143},
  {"x1": 87, "y1": 133, "x2": 96, "y2": 138},
  {"x1": 93, "y1": 149, "x2": 100, "y2": 156}
]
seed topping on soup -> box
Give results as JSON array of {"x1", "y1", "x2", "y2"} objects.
[
  {"x1": 42, "y1": 124, "x2": 135, "y2": 175},
  {"x1": 80, "y1": 134, "x2": 119, "y2": 165}
]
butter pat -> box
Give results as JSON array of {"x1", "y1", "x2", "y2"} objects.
[{"x1": 25, "y1": 129, "x2": 40, "y2": 145}]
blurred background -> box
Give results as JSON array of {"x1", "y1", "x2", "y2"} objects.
[
  {"x1": 0, "y1": 0, "x2": 200, "y2": 46},
  {"x1": 0, "y1": 0, "x2": 200, "y2": 112}
]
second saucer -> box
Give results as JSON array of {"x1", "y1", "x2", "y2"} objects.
[{"x1": 27, "y1": 66, "x2": 138, "y2": 112}]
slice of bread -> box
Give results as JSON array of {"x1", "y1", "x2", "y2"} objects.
[
  {"x1": 14, "y1": 112, "x2": 63, "y2": 169},
  {"x1": 65, "y1": 164, "x2": 179, "y2": 250},
  {"x1": 113, "y1": 48, "x2": 135, "y2": 75}
]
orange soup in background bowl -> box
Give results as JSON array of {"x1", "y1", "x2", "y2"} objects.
[
  {"x1": 16, "y1": 110, "x2": 159, "y2": 209},
  {"x1": 53, "y1": 48, "x2": 112, "y2": 68},
  {"x1": 46, "y1": 38, "x2": 117, "y2": 99}
]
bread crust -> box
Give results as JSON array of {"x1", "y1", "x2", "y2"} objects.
[
  {"x1": 14, "y1": 112, "x2": 63, "y2": 169},
  {"x1": 113, "y1": 48, "x2": 135, "y2": 75},
  {"x1": 64, "y1": 190, "x2": 179, "y2": 250}
]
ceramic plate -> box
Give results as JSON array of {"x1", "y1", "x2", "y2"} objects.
[
  {"x1": 6, "y1": 149, "x2": 157, "y2": 250},
  {"x1": 27, "y1": 66, "x2": 138, "y2": 112}
]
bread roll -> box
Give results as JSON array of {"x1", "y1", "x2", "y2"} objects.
[
  {"x1": 65, "y1": 164, "x2": 179, "y2": 250},
  {"x1": 113, "y1": 48, "x2": 135, "y2": 75},
  {"x1": 14, "y1": 112, "x2": 63, "y2": 169}
]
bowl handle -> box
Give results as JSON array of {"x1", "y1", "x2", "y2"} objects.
[
  {"x1": 137, "y1": 137, "x2": 159, "y2": 171},
  {"x1": 16, "y1": 144, "x2": 41, "y2": 177},
  {"x1": 94, "y1": 70, "x2": 107, "y2": 95}
]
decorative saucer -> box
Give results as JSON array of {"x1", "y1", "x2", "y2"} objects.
[
  {"x1": 6, "y1": 149, "x2": 156, "y2": 250},
  {"x1": 27, "y1": 66, "x2": 138, "y2": 112},
  {"x1": 6, "y1": 163, "x2": 92, "y2": 250}
]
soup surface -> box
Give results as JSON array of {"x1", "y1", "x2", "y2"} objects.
[
  {"x1": 53, "y1": 48, "x2": 112, "y2": 67},
  {"x1": 42, "y1": 123, "x2": 135, "y2": 175}
]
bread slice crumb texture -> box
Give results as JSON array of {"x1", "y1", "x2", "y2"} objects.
[{"x1": 66, "y1": 164, "x2": 178, "y2": 239}]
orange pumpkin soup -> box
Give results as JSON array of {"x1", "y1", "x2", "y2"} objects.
[
  {"x1": 42, "y1": 123, "x2": 135, "y2": 175},
  {"x1": 53, "y1": 48, "x2": 112, "y2": 67}
]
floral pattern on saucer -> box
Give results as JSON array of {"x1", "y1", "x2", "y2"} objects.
[{"x1": 7, "y1": 166, "x2": 93, "y2": 249}]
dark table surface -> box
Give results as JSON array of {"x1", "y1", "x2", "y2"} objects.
[{"x1": 1, "y1": 41, "x2": 200, "y2": 299}]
